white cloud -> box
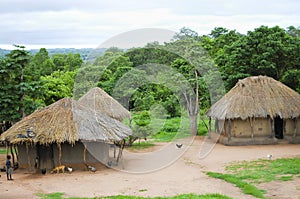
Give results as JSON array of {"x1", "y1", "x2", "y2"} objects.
[{"x1": 0, "y1": 0, "x2": 299, "y2": 49}]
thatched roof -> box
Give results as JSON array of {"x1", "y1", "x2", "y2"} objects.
[
  {"x1": 206, "y1": 76, "x2": 300, "y2": 120},
  {"x1": 0, "y1": 98, "x2": 132, "y2": 145},
  {"x1": 78, "y1": 87, "x2": 131, "y2": 121}
]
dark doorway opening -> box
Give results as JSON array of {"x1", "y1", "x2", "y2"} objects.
[
  {"x1": 36, "y1": 144, "x2": 54, "y2": 170},
  {"x1": 274, "y1": 116, "x2": 284, "y2": 139}
]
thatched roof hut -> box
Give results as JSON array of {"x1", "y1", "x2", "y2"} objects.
[
  {"x1": 79, "y1": 87, "x2": 131, "y2": 121},
  {"x1": 0, "y1": 98, "x2": 132, "y2": 170},
  {"x1": 206, "y1": 76, "x2": 300, "y2": 145},
  {"x1": 1, "y1": 98, "x2": 131, "y2": 145},
  {"x1": 207, "y1": 76, "x2": 300, "y2": 120}
]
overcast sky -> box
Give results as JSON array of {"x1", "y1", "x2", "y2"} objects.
[{"x1": 0, "y1": 0, "x2": 299, "y2": 49}]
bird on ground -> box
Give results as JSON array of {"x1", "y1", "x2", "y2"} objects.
[
  {"x1": 176, "y1": 144, "x2": 183, "y2": 148},
  {"x1": 41, "y1": 168, "x2": 46, "y2": 175},
  {"x1": 267, "y1": 154, "x2": 272, "y2": 160},
  {"x1": 67, "y1": 167, "x2": 73, "y2": 173},
  {"x1": 107, "y1": 161, "x2": 112, "y2": 167},
  {"x1": 88, "y1": 165, "x2": 97, "y2": 172}
]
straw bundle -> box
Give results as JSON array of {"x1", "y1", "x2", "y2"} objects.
[
  {"x1": 206, "y1": 76, "x2": 300, "y2": 120},
  {"x1": 78, "y1": 87, "x2": 131, "y2": 121},
  {"x1": 1, "y1": 98, "x2": 132, "y2": 145}
]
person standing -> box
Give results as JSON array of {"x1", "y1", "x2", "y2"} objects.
[{"x1": 6, "y1": 155, "x2": 13, "y2": 180}]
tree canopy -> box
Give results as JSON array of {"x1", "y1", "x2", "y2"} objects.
[{"x1": 1, "y1": 25, "x2": 299, "y2": 135}]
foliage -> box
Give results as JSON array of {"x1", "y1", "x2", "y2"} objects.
[
  {"x1": 52, "y1": 53, "x2": 83, "y2": 71},
  {"x1": 28, "y1": 48, "x2": 55, "y2": 79},
  {"x1": 0, "y1": 45, "x2": 41, "y2": 122},
  {"x1": 216, "y1": 25, "x2": 300, "y2": 91},
  {"x1": 1, "y1": 25, "x2": 300, "y2": 136},
  {"x1": 126, "y1": 111, "x2": 153, "y2": 145},
  {"x1": 41, "y1": 70, "x2": 76, "y2": 105},
  {"x1": 281, "y1": 69, "x2": 300, "y2": 93}
]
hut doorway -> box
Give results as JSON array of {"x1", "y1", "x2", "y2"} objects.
[
  {"x1": 36, "y1": 144, "x2": 54, "y2": 170},
  {"x1": 274, "y1": 116, "x2": 284, "y2": 139}
]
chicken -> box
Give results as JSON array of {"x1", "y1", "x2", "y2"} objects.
[
  {"x1": 41, "y1": 168, "x2": 46, "y2": 175},
  {"x1": 267, "y1": 154, "x2": 272, "y2": 160},
  {"x1": 67, "y1": 167, "x2": 73, "y2": 173},
  {"x1": 107, "y1": 161, "x2": 112, "y2": 167},
  {"x1": 88, "y1": 165, "x2": 97, "y2": 172}
]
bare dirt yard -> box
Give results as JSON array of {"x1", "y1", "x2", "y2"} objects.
[{"x1": 0, "y1": 136, "x2": 299, "y2": 199}]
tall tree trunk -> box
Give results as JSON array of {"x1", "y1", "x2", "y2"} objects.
[
  {"x1": 183, "y1": 69, "x2": 200, "y2": 135},
  {"x1": 189, "y1": 114, "x2": 198, "y2": 135}
]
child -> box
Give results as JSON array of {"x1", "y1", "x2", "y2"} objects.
[{"x1": 6, "y1": 155, "x2": 13, "y2": 180}]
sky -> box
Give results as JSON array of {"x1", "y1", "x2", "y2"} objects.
[{"x1": 0, "y1": 0, "x2": 299, "y2": 49}]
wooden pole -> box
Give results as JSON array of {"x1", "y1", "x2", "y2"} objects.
[
  {"x1": 6, "y1": 142, "x2": 8, "y2": 156},
  {"x1": 57, "y1": 143, "x2": 62, "y2": 166},
  {"x1": 250, "y1": 118, "x2": 254, "y2": 140},
  {"x1": 208, "y1": 117, "x2": 212, "y2": 138},
  {"x1": 294, "y1": 118, "x2": 297, "y2": 137},
  {"x1": 10, "y1": 144, "x2": 15, "y2": 166},
  {"x1": 117, "y1": 140, "x2": 125, "y2": 163},
  {"x1": 14, "y1": 145, "x2": 18, "y2": 163},
  {"x1": 26, "y1": 143, "x2": 31, "y2": 171},
  {"x1": 83, "y1": 144, "x2": 87, "y2": 163},
  {"x1": 228, "y1": 119, "x2": 232, "y2": 141},
  {"x1": 271, "y1": 118, "x2": 275, "y2": 138},
  {"x1": 113, "y1": 144, "x2": 116, "y2": 158}
]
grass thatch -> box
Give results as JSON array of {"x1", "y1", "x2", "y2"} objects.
[
  {"x1": 0, "y1": 98, "x2": 132, "y2": 145},
  {"x1": 207, "y1": 76, "x2": 300, "y2": 120},
  {"x1": 79, "y1": 87, "x2": 131, "y2": 121}
]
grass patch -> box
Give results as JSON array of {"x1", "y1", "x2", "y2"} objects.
[
  {"x1": 138, "y1": 189, "x2": 148, "y2": 192},
  {"x1": 106, "y1": 193, "x2": 232, "y2": 199},
  {"x1": 278, "y1": 175, "x2": 293, "y2": 181},
  {"x1": 37, "y1": 193, "x2": 232, "y2": 199},
  {"x1": 0, "y1": 147, "x2": 18, "y2": 154},
  {"x1": 206, "y1": 172, "x2": 266, "y2": 199},
  {"x1": 151, "y1": 131, "x2": 191, "y2": 142},
  {"x1": 207, "y1": 157, "x2": 300, "y2": 199},
  {"x1": 0, "y1": 148, "x2": 6, "y2": 154},
  {"x1": 128, "y1": 141, "x2": 155, "y2": 150},
  {"x1": 36, "y1": 192, "x2": 64, "y2": 199},
  {"x1": 226, "y1": 157, "x2": 300, "y2": 183}
]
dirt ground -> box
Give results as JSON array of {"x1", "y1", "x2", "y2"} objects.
[{"x1": 0, "y1": 136, "x2": 299, "y2": 199}]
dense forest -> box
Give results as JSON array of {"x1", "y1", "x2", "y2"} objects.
[{"x1": 0, "y1": 25, "x2": 300, "y2": 135}]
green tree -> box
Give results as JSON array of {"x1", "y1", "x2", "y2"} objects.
[
  {"x1": 52, "y1": 53, "x2": 83, "y2": 71},
  {"x1": 128, "y1": 110, "x2": 152, "y2": 145},
  {"x1": 41, "y1": 70, "x2": 76, "y2": 105},
  {"x1": 0, "y1": 45, "x2": 42, "y2": 125},
  {"x1": 28, "y1": 48, "x2": 55, "y2": 79},
  {"x1": 218, "y1": 25, "x2": 299, "y2": 90}
]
